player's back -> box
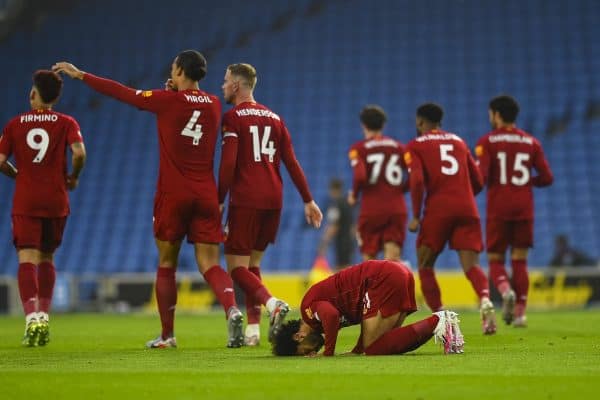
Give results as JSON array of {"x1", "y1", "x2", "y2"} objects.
[
  {"x1": 154, "y1": 89, "x2": 221, "y2": 198},
  {"x1": 477, "y1": 127, "x2": 545, "y2": 219},
  {"x1": 350, "y1": 136, "x2": 406, "y2": 217},
  {"x1": 407, "y1": 130, "x2": 479, "y2": 217},
  {"x1": 1, "y1": 109, "x2": 81, "y2": 217},
  {"x1": 222, "y1": 101, "x2": 288, "y2": 209}
]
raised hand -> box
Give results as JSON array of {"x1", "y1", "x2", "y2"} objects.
[{"x1": 52, "y1": 62, "x2": 84, "y2": 80}]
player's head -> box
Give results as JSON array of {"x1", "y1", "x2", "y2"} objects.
[
  {"x1": 171, "y1": 50, "x2": 207, "y2": 85},
  {"x1": 416, "y1": 103, "x2": 444, "y2": 135},
  {"x1": 489, "y1": 95, "x2": 519, "y2": 128},
  {"x1": 328, "y1": 178, "x2": 343, "y2": 198},
  {"x1": 272, "y1": 319, "x2": 325, "y2": 356},
  {"x1": 360, "y1": 105, "x2": 387, "y2": 137},
  {"x1": 222, "y1": 63, "x2": 257, "y2": 104},
  {"x1": 30, "y1": 70, "x2": 63, "y2": 109}
]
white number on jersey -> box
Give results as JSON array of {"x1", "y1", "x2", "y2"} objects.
[
  {"x1": 250, "y1": 125, "x2": 276, "y2": 162},
  {"x1": 439, "y1": 144, "x2": 459, "y2": 175},
  {"x1": 180, "y1": 111, "x2": 204, "y2": 145},
  {"x1": 497, "y1": 151, "x2": 530, "y2": 186},
  {"x1": 366, "y1": 153, "x2": 403, "y2": 186},
  {"x1": 26, "y1": 128, "x2": 50, "y2": 163}
]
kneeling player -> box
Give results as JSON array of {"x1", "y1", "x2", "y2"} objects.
[{"x1": 272, "y1": 260, "x2": 463, "y2": 356}]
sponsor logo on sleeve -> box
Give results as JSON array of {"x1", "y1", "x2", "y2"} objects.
[
  {"x1": 142, "y1": 91, "x2": 153, "y2": 98},
  {"x1": 475, "y1": 145, "x2": 483, "y2": 157},
  {"x1": 403, "y1": 151, "x2": 412, "y2": 165},
  {"x1": 348, "y1": 149, "x2": 358, "y2": 160}
]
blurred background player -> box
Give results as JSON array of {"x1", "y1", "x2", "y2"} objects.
[
  {"x1": 317, "y1": 178, "x2": 355, "y2": 270},
  {"x1": 476, "y1": 95, "x2": 554, "y2": 327},
  {"x1": 53, "y1": 51, "x2": 245, "y2": 348},
  {"x1": 347, "y1": 105, "x2": 408, "y2": 261},
  {"x1": 272, "y1": 259, "x2": 464, "y2": 356},
  {"x1": 549, "y1": 234, "x2": 597, "y2": 268},
  {"x1": 405, "y1": 103, "x2": 497, "y2": 334},
  {"x1": 219, "y1": 63, "x2": 323, "y2": 346},
  {"x1": 0, "y1": 70, "x2": 86, "y2": 346}
]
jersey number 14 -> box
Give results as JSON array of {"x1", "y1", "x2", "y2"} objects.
[{"x1": 250, "y1": 125, "x2": 276, "y2": 162}]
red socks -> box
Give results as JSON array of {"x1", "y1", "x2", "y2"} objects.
[
  {"x1": 203, "y1": 265, "x2": 237, "y2": 316},
  {"x1": 38, "y1": 261, "x2": 56, "y2": 313},
  {"x1": 231, "y1": 266, "x2": 271, "y2": 306},
  {"x1": 246, "y1": 267, "x2": 262, "y2": 324},
  {"x1": 364, "y1": 315, "x2": 439, "y2": 355},
  {"x1": 18, "y1": 263, "x2": 38, "y2": 315},
  {"x1": 511, "y1": 259, "x2": 529, "y2": 314},
  {"x1": 418, "y1": 268, "x2": 443, "y2": 311},
  {"x1": 489, "y1": 260, "x2": 511, "y2": 295},
  {"x1": 465, "y1": 265, "x2": 490, "y2": 300},
  {"x1": 156, "y1": 267, "x2": 177, "y2": 339}
]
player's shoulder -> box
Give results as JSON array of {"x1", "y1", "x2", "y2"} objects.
[{"x1": 52, "y1": 110, "x2": 79, "y2": 124}]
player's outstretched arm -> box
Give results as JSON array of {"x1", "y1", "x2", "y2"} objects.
[{"x1": 53, "y1": 62, "x2": 166, "y2": 113}]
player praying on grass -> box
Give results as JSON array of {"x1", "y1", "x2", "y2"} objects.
[
  {"x1": 405, "y1": 103, "x2": 497, "y2": 335},
  {"x1": 476, "y1": 95, "x2": 553, "y2": 328},
  {"x1": 219, "y1": 63, "x2": 323, "y2": 346},
  {"x1": 348, "y1": 105, "x2": 409, "y2": 262},
  {"x1": 272, "y1": 260, "x2": 464, "y2": 357},
  {"x1": 0, "y1": 70, "x2": 86, "y2": 347},
  {"x1": 53, "y1": 51, "x2": 250, "y2": 349}
]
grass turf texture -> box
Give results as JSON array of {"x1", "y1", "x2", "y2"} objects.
[{"x1": 1, "y1": 310, "x2": 599, "y2": 400}]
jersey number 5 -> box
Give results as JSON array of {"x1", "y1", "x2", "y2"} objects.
[
  {"x1": 26, "y1": 128, "x2": 50, "y2": 163},
  {"x1": 250, "y1": 125, "x2": 276, "y2": 162},
  {"x1": 366, "y1": 153, "x2": 403, "y2": 186},
  {"x1": 439, "y1": 144, "x2": 459, "y2": 175},
  {"x1": 181, "y1": 111, "x2": 204, "y2": 145}
]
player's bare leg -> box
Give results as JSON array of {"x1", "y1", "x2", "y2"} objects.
[
  {"x1": 146, "y1": 239, "x2": 181, "y2": 349},
  {"x1": 511, "y1": 247, "x2": 529, "y2": 327},
  {"x1": 243, "y1": 250, "x2": 265, "y2": 346},
  {"x1": 458, "y1": 250, "x2": 496, "y2": 335},
  {"x1": 17, "y1": 249, "x2": 42, "y2": 346},
  {"x1": 416, "y1": 246, "x2": 443, "y2": 311},
  {"x1": 488, "y1": 252, "x2": 516, "y2": 325},
  {"x1": 194, "y1": 243, "x2": 243, "y2": 347},
  {"x1": 383, "y1": 242, "x2": 401, "y2": 262},
  {"x1": 226, "y1": 253, "x2": 289, "y2": 343}
]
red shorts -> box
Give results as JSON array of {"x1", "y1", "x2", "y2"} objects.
[
  {"x1": 225, "y1": 206, "x2": 281, "y2": 255},
  {"x1": 12, "y1": 215, "x2": 67, "y2": 253},
  {"x1": 153, "y1": 191, "x2": 223, "y2": 244},
  {"x1": 417, "y1": 215, "x2": 483, "y2": 253},
  {"x1": 362, "y1": 261, "x2": 417, "y2": 319},
  {"x1": 486, "y1": 219, "x2": 533, "y2": 253},
  {"x1": 357, "y1": 213, "x2": 407, "y2": 256}
]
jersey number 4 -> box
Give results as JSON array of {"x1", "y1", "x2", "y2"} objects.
[
  {"x1": 366, "y1": 153, "x2": 403, "y2": 186},
  {"x1": 26, "y1": 128, "x2": 50, "y2": 163},
  {"x1": 250, "y1": 125, "x2": 276, "y2": 162},
  {"x1": 180, "y1": 111, "x2": 204, "y2": 145}
]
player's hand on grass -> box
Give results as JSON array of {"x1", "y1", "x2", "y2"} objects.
[
  {"x1": 305, "y1": 200, "x2": 323, "y2": 229},
  {"x1": 66, "y1": 174, "x2": 79, "y2": 190},
  {"x1": 52, "y1": 62, "x2": 85, "y2": 80},
  {"x1": 347, "y1": 191, "x2": 356, "y2": 206},
  {"x1": 408, "y1": 217, "x2": 420, "y2": 233},
  {"x1": 304, "y1": 351, "x2": 320, "y2": 358}
]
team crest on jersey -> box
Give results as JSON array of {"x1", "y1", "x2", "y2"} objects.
[
  {"x1": 348, "y1": 149, "x2": 358, "y2": 160},
  {"x1": 305, "y1": 307, "x2": 314, "y2": 319},
  {"x1": 403, "y1": 152, "x2": 412, "y2": 165},
  {"x1": 475, "y1": 145, "x2": 483, "y2": 157}
]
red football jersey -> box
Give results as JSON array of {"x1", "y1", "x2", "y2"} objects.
[
  {"x1": 476, "y1": 127, "x2": 553, "y2": 220},
  {"x1": 348, "y1": 135, "x2": 408, "y2": 217},
  {"x1": 218, "y1": 101, "x2": 312, "y2": 209},
  {"x1": 300, "y1": 260, "x2": 387, "y2": 356},
  {"x1": 82, "y1": 73, "x2": 221, "y2": 200},
  {"x1": 0, "y1": 109, "x2": 83, "y2": 217},
  {"x1": 405, "y1": 130, "x2": 483, "y2": 219}
]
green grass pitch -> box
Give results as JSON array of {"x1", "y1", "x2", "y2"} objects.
[{"x1": 1, "y1": 309, "x2": 599, "y2": 399}]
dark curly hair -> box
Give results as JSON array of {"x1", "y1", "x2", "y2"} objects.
[{"x1": 272, "y1": 319, "x2": 301, "y2": 356}]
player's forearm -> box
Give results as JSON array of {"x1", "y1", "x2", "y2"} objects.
[
  {"x1": 71, "y1": 154, "x2": 86, "y2": 179},
  {"x1": 218, "y1": 140, "x2": 238, "y2": 203},
  {"x1": 83, "y1": 73, "x2": 142, "y2": 108},
  {"x1": 0, "y1": 160, "x2": 17, "y2": 179},
  {"x1": 284, "y1": 156, "x2": 313, "y2": 203},
  {"x1": 532, "y1": 164, "x2": 554, "y2": 187}
]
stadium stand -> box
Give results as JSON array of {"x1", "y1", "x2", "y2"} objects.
[{"x1": 0, "y1": 0, "x2": 598, "y2": 275}]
